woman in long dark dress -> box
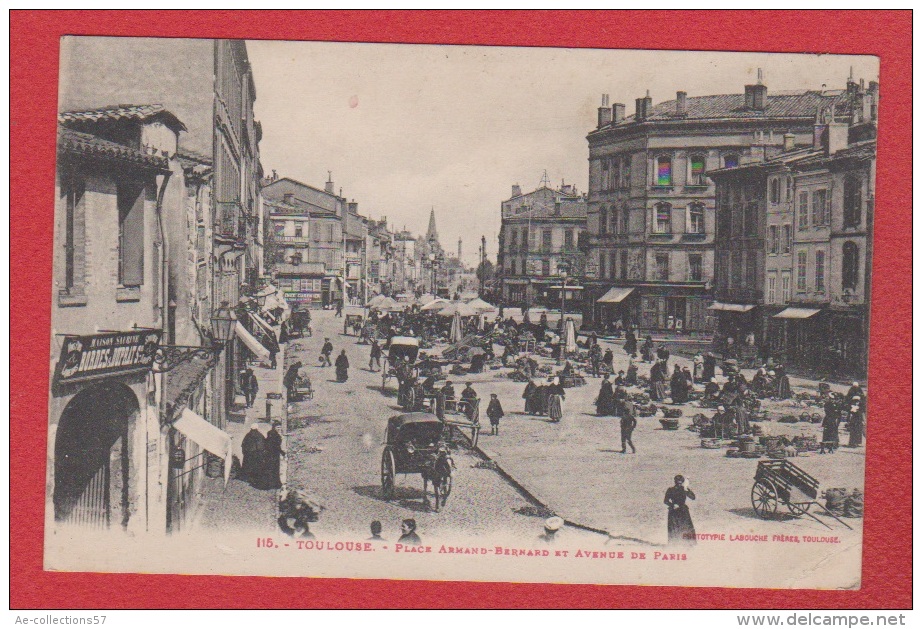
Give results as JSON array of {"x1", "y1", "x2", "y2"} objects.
[
  {"x1": 522, "y1": 380, "x2": 537, "y2": 415},
  {"x1": 664, "y1": 475, "x2": 697, "y2": 546},
  {"x1": 624, "y1": 329, "x2": 637, "y2": 357},
  {"x1": 547, "y1": 378, "x2": 565, "y2": 423},
  {"x1": 262, "y1": 422, "x2": 284, "y2": 490},
  {"x1": 640, "y1": 337, "x2": 655, "y2": 363},
  {"x1": 335, "y1": 350, "x2": 350, "y2": 382},
  {"x1": 670, "y1": 365, "x2": 688, "y2": 404},
  {"x1": 596, "y1": 375, "x2": 615, "y2": 416},
  {"x1": 846, "y1": 396, "x2": 865, "y2": 447},
  {"x1": 650, "y1": 361, "x2": 668, "y2": 402},
  {"x1": 775, "y1": 364, "x2": 792, "y2": 400}
]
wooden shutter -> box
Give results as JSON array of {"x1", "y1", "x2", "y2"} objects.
[{"x1": 118, "y1": 181, "x2": 146, "y2": 286}]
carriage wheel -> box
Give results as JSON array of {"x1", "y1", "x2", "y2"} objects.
[
  {"x1": 404, "y1": 387, "x2": 416, "y2": 411},
  {"x1": 381, "y1": 450, "x2": 396, "y2": 500},
  {"x1": 751, "y1": 479, "x2": 778, "y2": 519},
  {"x1": 787, "y1": 501, "x2": 811, "y2": 517}
]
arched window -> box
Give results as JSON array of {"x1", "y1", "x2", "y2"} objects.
[
  {"x1": 655, "y1": 202, "x2": 672, "y2": 234},
  {"x1": 599, "y1": 206, "x2": 608, "y2": 235},
  {"x1": 656, "y1": 156, "x2": 673, "y2": 186},
  {"x1": 842, "y1": 241, "x2": 860, "y2": 291},
  {"x1": 601, "y1": 158, "x2": 610, "y2": 190},
  {"x1": 620, "y1": 203, "x2": 629, "y2": 233},
  {"x1": 689, "y1": 154, "x2": 706, "y2": 185},
  {"x1": 723, "y1": 153, "x2": 740, "y2": 169},
  {"x1": 611, "y1": 207, "x2": 620, "y2": 233}
]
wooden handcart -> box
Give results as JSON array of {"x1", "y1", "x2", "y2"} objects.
[{"x1": 750, "y1": 459, "x2": 853, "y2": 530}]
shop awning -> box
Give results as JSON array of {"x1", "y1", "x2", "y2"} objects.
[
  {"x1": 773, "y1": 307, "x2": 822, "y2": 319},
  {"x1": 249, "y1": 310, "x2": 277, "y2": 339},
  {"x1": 235, "y1": 321, "x2": 270, "y2": 362},
  {"x1": 708, "y1": 302, "x2": 756, "y2": 312},
  {"x1": 173, "y1": 408, "x2": 233, "y2": 485},
  {"x1": 597, "y1": 287, "x2": 634, "y2": 304}
]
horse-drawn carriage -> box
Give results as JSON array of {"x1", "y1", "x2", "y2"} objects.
[
  {"x1": 381, "y1": 336, "x2": 420, "y2": 393},
  {"x1": 381, "y1": 413, "x2": 454, "y2": 512},
  {"x1": 343, "y1": 306, "x2": 366, "y2": 338},
  {"x1": 289, "y1": 309, "x2": 312, "y2": 338}
]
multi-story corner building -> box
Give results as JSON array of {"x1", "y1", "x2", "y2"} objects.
[
  {"x1": 582, "y1": 74, "x2": 854, "y2": 334},
  {"x1": 497, "y1": 182, "x2": 587, "y2": 307},
  {"x1": 56, "y1": 37, "x2": 265, "y2": 534},
  {"x1": 262, "y1": 175, "x2": 350, "y2": 307},
  {"x1": 710, "y1": 76, "x2": 878, "y2": 377}
]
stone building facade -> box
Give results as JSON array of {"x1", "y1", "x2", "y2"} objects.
[{"x1": 582, "y1": 75, "x2": 852, "y2": 334}]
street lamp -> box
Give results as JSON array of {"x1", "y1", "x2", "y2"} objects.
[{"x1": 211, "y1": 301, "x2": 237, "y2": 346}]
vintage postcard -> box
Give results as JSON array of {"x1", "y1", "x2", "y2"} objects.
[{"x1": 45, "y1": 37, "x2": 878, "y2": 589}]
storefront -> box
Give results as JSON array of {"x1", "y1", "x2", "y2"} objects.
[
  {"x1": 48, "y1": 330, "x2": 161, "y2": 534},
  {"x1": 594, "y1": 286, "x2": 635, "y2": 331},
  {"x1": 771, "y1": 306, "x2": 825, "y2": 371}
]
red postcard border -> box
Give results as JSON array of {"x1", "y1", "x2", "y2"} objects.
[{"x1": 10, "y1": 10, "x2": 912, "y2": 609}]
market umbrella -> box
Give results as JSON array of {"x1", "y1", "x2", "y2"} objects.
[
  {"x1": 421, "y1": 298, "x2": 450, "y2": 312},
  {"x1": 564, "y1": 318, "x2": 578, "y2": 353},
  {"x1": 450, "y1": 311, "x2": 463, "y2": 343},
  {"x1": 367, "y1": 294, "x2": 387, "y2": 308},
  {"x1": 415, "y1": 293, "x2": 436, "y2": 306},
  {"x1": 439, "y1": 302, "x2": 478, "y2": 317},
  {"x1": 467, "y1": 297, "x2": 496, "y2": 313}
]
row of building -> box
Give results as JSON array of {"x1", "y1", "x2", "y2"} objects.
[
  {"x1": 496, "y1": 71, "x2": 877, "y2": 378},
  {"x1": 47, "y1": 37, "x2": 466, "y2": 539}
]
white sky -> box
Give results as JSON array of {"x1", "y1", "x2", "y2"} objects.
[{"x1": 247, "y1": 41, "x2": 878, "y2": 267}]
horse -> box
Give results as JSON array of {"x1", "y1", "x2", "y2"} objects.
[{"x1": 421, "y1": 445, "x2": 454, "y2": 512}]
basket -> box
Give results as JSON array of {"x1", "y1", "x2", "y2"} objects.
[
  {"x1": 701, "y1": 439, "x2": 722, "y2": 449},
  {"x1": 662, "y1": 407, "x2": 683, "y2": 419},
  {"x1": 725, "y1": 449, "x2": 740, "y2": 458},
  {"x1": 659, "y1": 418, "x2": 680, "y2": 430}
]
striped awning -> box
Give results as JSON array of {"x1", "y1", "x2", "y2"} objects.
[
  {"x1": 773, "y1": 307, "x2": 822, "y2": 319},
  {"x1": 235, "y1": 321, "x2": 270, "y2": 361},
  {"x1": 597, "y1": 287, "x2": 634, "y2": 304}
]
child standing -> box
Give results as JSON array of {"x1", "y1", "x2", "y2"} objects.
[{"x1": 486, "y1": 393, "x2": 505, "y2": 436}]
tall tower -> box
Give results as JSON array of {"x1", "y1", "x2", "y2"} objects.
[
  {"x1": 457, "y1": 237, "x2": 462, "y2": 261},
  {"x1": 426, "y1": 207, "x2": 438, "y2": 243}
]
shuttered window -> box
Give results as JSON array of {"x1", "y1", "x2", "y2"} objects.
[{"x1": 118, "y1": 181, "x2": 146, "y2": 287}]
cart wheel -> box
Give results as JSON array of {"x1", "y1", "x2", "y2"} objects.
[
  {"x1": 751, "y1": 479, "x2": 778, "y2": 519},
  {"x1": 787, "y1": 501, "x2": 811, "y2": 516},
  {"x1": 381, "y1": 450, "x2": 396, "y2": 500}
]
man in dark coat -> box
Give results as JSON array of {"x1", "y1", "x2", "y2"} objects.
[
  {"x1": 461, "y1": 382, "x2": 478, "y2": 420},
  {"x1": 369, "y1": 338, "x2": 382, "y2": 372},
  {"x1": 283, "y1": 361, "x2": 302, "y2": 402},
  {"x1": 241, "y1": 424, "x2": 266, "y2": 487},
  {"x1": 523, "y1": 380, "x2": 537, "y2": 415},
  {"x1": 624, "y1": 329, "x2": 638, "y2": 358},
  {"x1": 603, "y1": 348, "x2": 614, "y2": 372},
  {"x1": 486, "y1": 393, "x2": 505, "y2": 435},
  {"x1": 320, "y1": 338, "x2": 334, "y2": 367},
  {"x1": 263, "y1": 421, "x2": 284, "y2": 490},
  {"x1": 702, "y1": 352, "x2": 717, "y2": 382},
  {"x1": 335, "y1": 349, "x2": 350, "y2": 382},
  {"x1": 240, "y1": 367, "x2": 259, "y2": 408},
  {"x1": 620, "y1": 398, "x2": 637, "y2": 454}
]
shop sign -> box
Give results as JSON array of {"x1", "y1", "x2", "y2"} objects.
[{"x1": 55, "y1": 330, "x2": 162, "y2": 384}]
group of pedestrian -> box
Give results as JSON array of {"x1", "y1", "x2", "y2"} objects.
[
  {"x1": 240, "y1": 421, "x2": 284, "y2": 490},
  {"x1": 521, "y1": 377, "x2": 566, "y2": 422}
]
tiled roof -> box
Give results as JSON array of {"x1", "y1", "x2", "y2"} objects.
[
  {"x1": 177, "y1": 149, "x2": 213, "y2": 177},
  {"x1": 597, "y1": 90, "x2": 851, "y2": 132},
  {"x1": 59, "y1": 104, "x2": 187, "y2": 132},
  {"x1": 58, "y1": 127, "x2": 171, "y2": 170},
  {"x1": 790, "y1": 140, "x2": 877, "y2": 169}
]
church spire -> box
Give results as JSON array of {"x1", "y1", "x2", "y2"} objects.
[{"x1": 426, "y1": 207, "x2": 438, "y2": 242}]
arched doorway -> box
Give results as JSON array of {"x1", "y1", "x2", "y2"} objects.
[{"x1": 53, "y1": 382, "x2": 140, "y2": 529}]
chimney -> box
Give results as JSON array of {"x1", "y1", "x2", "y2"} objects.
[
  {"x1": 612, "y1": 103, "x2": 626, "y2": 124},
  {"x1": 348, "y1": 200, "x2": 358, "y2": 214},
  {"x1": 826, "y1": 122, "x2": 849, "y2": 156},
  {"x1": 783, "y1": 133, "x2": 796, "y2": 152},
  {"x1": 324, "y1": 171, "x2": 334, "y2": 194},
  {"x1": 597, "y1": 93, "x2": 612, "y2": 128},
  {"x1": 511, "y1": 184, "x2": 522, "y2": 198},
  {"x1": 676, "y1": 91, "x2": 687, "y2": 117},
  {"x1": 636, "y1": 90, "x2": 653, "y2": 121}
]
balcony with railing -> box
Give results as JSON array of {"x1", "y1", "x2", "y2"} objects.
[{"x1": 273, "y1": 235, "x2": 311, "y2": 245}]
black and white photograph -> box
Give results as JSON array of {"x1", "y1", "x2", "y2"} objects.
[{"x1": 45, "y1": 37, "x2": 878, "y2": 589}]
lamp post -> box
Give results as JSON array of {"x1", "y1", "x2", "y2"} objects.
[
  {"x1": 557, "y1": 264, "x2": 570, "y2": 365},
  {"x1": 211, "y1": 302, "x2": 237, "y2": 426}
]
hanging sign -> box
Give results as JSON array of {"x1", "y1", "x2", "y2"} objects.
[{"x1": 55, "y1": 330, "x2": 162, "y2": 384}]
